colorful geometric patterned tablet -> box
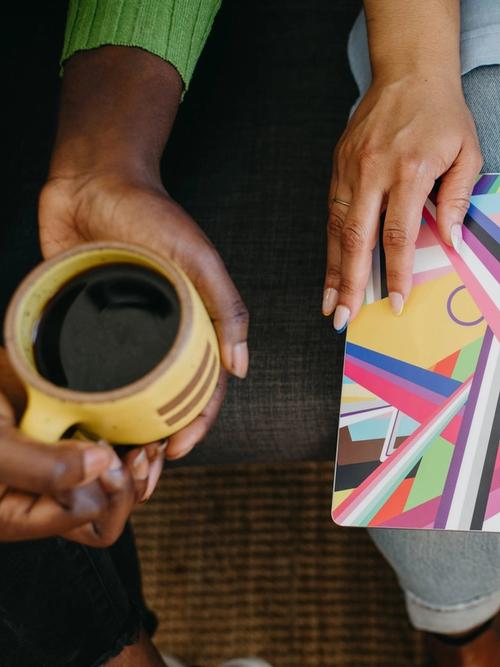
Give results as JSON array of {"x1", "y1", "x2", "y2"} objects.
[{"x1": 332, "y1": 173, "x2": 500, "y2": 531}]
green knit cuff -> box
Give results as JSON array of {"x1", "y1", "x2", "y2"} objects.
[{"x1": 62, "y1": 0, "x2": 221, "y2": 90}]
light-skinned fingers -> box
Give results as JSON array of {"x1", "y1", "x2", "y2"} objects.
[
  {"x1": 436, "y1": 144, "x2": 483, "y2": 247},
  {"x1": 383, "y1": 181, "x2": 432, "y2": 313},
  {"x1": 324, "y1": 199, "x2": 349, "y2": 316},
  {"x1": 324, "y1": 153, "x2": 350, "y2": 317},
  {"x1": 166, "y1": 370, "x2": 228, "y2": 461},
  {"x1": 335, "y1": 187, "x2": 382, "y2": 327}
]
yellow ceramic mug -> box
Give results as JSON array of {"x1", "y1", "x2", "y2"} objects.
[{"x1": 4, "y1": 242, "x2": 220, "y2": 444}]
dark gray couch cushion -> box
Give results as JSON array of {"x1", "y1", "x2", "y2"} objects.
[{"x1": 168, "y1": 0, "x2": 361, "y2": 464}]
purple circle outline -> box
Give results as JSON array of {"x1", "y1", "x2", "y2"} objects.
[{"x1": 446, "y1": 285, "x2": 483, "y2": 327}]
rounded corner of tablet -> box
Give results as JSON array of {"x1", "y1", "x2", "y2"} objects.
[{"x1": 331, "y1": 508, "x2": 352, "y2": 527}]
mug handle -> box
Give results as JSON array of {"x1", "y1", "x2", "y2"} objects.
[{"x1": 20, "y1": 391, "x2": 79, "y2": 443}]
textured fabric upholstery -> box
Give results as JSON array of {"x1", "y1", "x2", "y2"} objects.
[{"x1": 1, "y1": 0, "x2": 361, "y2": 466}]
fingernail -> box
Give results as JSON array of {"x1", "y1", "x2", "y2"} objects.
[
  {"x1": 141, "y1": 455, "x2": 165, "y2": 502},
  {"x1": 132, "y1": 449, "x2": 149, "y2": 480},
  {"x1": 450, "y1": 224, "x2": 463, "y2": 253},
  {"x1": 232, "y1": 342, "x2": 249, "y2": 379},
  {"x1": 95, "y1": 438, "x2": 112, "y2": 452},
  {"x1": 83, "y1": 448, "x2": 112, "y2": 482},
  {"x1": 389, "y1": 292, "x2": 404, "y2": 316},
  {"x1": 333, "y1": 305, "x2": 350, "y2": 333},
  {"x1": 158, "y1": 440, "x2": 168, "y2": 454},
  {"x1": 166, "y1": 441, "x2": 196, "y2": 461},
  {"x1": 109, "y1": 449, "x2": 123, "y2": 471},
  {"x1": 322, "y1": 288, "x2": 338, "y2": 316}
]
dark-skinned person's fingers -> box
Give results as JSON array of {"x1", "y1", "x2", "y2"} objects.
[
  {"x1": 141, "y1": 444, "x2": 167, "y2": 502},
  {"x1": 0, "y1": 394, "x2": 113, "y2": 495},
  {"x1": 436, "y1": 140, "x2": 483, "y2": 248},
  {"x1": 122, "y1": 441, "x2": 167, "y2": 501},
  {"x1": 166, "y1": 369, "x2": 228, "y2": 461},
  {"x1": 62, "y1": 455, "x2": 136, "y2": 547},
  {"x1": 0, "y1": 482, "x2": 108, "y2": 542},
  {"x1": 136, "y1": 198, "x2": 249, "y2": 380},
  {"x1": 383, "y1": 177, "x2": 434, "y2": 314},
  {"x1": 334, "y1": 184, "x2": 383, "y2": 330},
  {"x1": 124, "y1": 448, "x2": 149, "y2": 501},
  {"x1": 185, "y1": 243, "x2": 249, "y2": 381}
]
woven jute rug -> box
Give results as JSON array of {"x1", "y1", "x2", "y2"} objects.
[{"x1": 132, "y1": 462, "x2": 427, "y2": 667}]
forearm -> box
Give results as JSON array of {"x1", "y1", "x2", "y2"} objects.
[
  {"x1": 50, "y1": 46, "x2": 182, "y2": 184},
  {"x1": 363, "y1": 0, "x2": 461, "y2": 83}
]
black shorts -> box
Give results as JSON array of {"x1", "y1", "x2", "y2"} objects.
[{"x1": 0, "y1": 524, "x2": 156, "y2": 667}]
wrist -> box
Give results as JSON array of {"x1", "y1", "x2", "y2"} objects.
[
  {"x1": 364, "y1": 0, "x2": 461, "y2": 89},
  {"x1": 370, "y1": 51, "x2": 463, "y2": 94},
  {"x1": 50, "y1": 46, "x2": 182, "y2": 184},
  {"x1": 371, "y1": 58, "x2": 462, "y2": 89}
]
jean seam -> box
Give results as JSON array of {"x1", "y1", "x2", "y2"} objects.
[{"x1": 405, "y1": 587, "x2": 500, "y2": 615}]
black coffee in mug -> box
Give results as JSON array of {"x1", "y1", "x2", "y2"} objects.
[{"x1": 34, "y1": 263, "x2": 181, "y2": 392}]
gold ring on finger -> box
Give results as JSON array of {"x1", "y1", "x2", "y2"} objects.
[{"x1": 330, "y1": 197, "x2": 351, "y2": 207}]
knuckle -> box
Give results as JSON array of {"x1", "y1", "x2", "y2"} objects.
[
  {"x1": 357, "y1": 149, "x2": 380, "y2": 174},
  {"x1": 327, "y1": 212, "x2": 344, "y2": 238},
  {"x1": 383, "y1": 223, "x2": 413, "y2": 248},
  {"x1": 437, "y1": 181, "x2": 473, "y2": 216},
  {"x1": 341, "y1": 223, "x2": 368, "y2": 252},
  {"x1": 46, "y1": 456, "x2": 75, "y2": 494},
  {"x1": 445, "y1": 195, "x2": 470, "y2": 216},
  {"x1": 70, "y1": 486, "x2": 107, "y2": 521},
  {"x1": 386, "y1": 268, "x2": 408, "y2": 285},
  {"x1": 326, "y1": 263, "x2": 341, "y2": 283},
  {"x1": 339, "y1": 278, "x2": 363, "y2": 297},
  {"x1": 397, "y1": 155, "x2": 428, "y2": 180},
  {"x1": 227, "y1": 298, "x2": 249, "y2": 328}
]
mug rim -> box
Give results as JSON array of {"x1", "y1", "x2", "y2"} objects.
[{"x1": 4, "y1": 241, "x2": 194, "y2": 403}]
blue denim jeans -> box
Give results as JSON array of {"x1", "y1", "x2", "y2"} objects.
[{"x1": 369, "y1": 66, "x2": 500, "y2": 634}]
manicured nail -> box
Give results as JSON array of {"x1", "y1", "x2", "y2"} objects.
[
  {"x1": 450, "y1": 224, "x2": 463, "y2": 253},
  {"x1": 333, "y1": 305, "x2": 350, "y2": 333},
  {"x1": 83, "y1": 448, "x2": 112, "y2": 482},
  {"x1": 232, "y1": 342, "x2": 249, "y2": 379},
  {"x1": 132, "y1": 449, "x2": 149, "y2": 480},
  {"x1": 158, "y1": 440, "x2": 168, "y2": 454},
  {"x1": 389, "y1": 292, "x2": 404, "y2": 316},
  {"x1": 322, "y1": 288, "x2": 338, "y2": 316}
]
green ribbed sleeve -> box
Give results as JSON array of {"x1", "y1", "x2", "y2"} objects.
[{"x1": 62, "y1": 0, "x2": 221, "y2": 89}]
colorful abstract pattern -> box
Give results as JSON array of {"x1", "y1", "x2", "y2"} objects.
[{"x1": 332, "y1": 173, "x2": 500, "y2": 531}]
